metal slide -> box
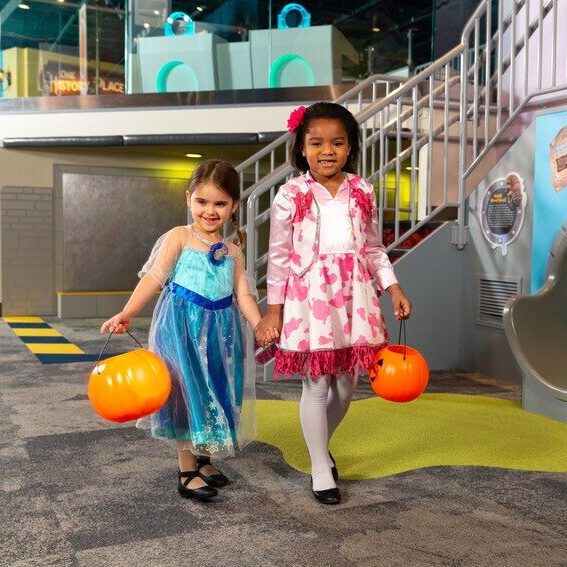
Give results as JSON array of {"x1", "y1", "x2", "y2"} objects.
[{"x1": 503, "y1": 228, "x2": 567, "y2": 423}]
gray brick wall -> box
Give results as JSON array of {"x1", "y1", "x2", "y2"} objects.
[{"x1": 1, "y1": 187, "x2": 54, "y2": 316}]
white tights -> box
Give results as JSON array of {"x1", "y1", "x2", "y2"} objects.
[{"x1": 299, "y1": 373, "x2": 358, "y2": 491}]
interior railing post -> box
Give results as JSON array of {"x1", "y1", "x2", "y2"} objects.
[
  {"x1": 484, "y1": 3, "x2": 492, "y2": 152},
  {"x1": 473, "y1": 18, "x2": 480, "y2": 160},
  {"x1": 443, "y1": 63, "x2": 450, "y2": 205},
  {"x1": 411, "y1": 85, "x2": 419, "y2": 225},
  {"x1": 551, "y1": 0, "x2": 557, "y2": 86},
  {"x1": 537, "y1": 0, "x2": 543, "y2": 90},
  {"x1": 378, "y1": 108, "x2": 385, "y2": 242},
  {"x1": 457, "y1": 39, "x2": 469, "y2": 245},
  {"x1": 496, "y1": 0, "x2": 503, "y2": 131},
  {"x1": 510, "y1": 1, "x2": 516, "y2": 115},
  {"x1": 395, "y1": 98, "x2": 402, "y2": 241}
]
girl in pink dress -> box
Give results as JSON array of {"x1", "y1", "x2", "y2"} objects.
[{"x1": 256, "y1": 102, "x2": 412, "y2": 505}]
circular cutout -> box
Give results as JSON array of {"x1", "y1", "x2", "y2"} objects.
[
  {"x1": 268, "y1": 53, "x2": 315, "y2": 88},
  {"x1": 276, "y1": 3, "x2": 311, "y2": 29},
  {"x1": 156, "y1": 60, "x2": 199, "y2": 93},
  {"x1": 163, "y1": 12, "x2": 195, "y2": 36}
]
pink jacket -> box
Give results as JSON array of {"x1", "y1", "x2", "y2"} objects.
[{"x1": 267, "y1": 173, "x2": 398, "y2": 304}]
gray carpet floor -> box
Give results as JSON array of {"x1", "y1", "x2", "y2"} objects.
[{"x1": 1, "y1": 318, "x2": 566, "y2": 567}]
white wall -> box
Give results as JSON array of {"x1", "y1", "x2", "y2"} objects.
[{"x1": 0, "y1": 103, "x2": 297, "y2": 140}]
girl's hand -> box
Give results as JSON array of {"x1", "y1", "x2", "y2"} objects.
[
  {"x1": 259, "y1": 327, "x2": 280, "y2": 346},
  {"x1": 255, "y1": 312, "x2": 282, "y2": 343},
  {"x1": 100, "y1": 312, "x2": 131, "y2": 334},
  {"x1": 387, "y1": 284, "x2": 412, "y2": 320}
]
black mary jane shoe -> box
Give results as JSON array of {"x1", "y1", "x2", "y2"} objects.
[
  {"x1": 196, "y1": 456, "x2": 229, "y2": 488},
  {"x1": 329, "y1": 452, "x2": 339, "y2": 482},
  {"x1": 178, "y1": 470, "x2": 218, "y2": 501},
  {"x1": 311, "y1": 479, "x2": 341, "y2": 505}
]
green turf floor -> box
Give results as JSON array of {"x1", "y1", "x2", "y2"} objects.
[{"x1": 256, "y1": 394, "x2": 567, "y2": 478}]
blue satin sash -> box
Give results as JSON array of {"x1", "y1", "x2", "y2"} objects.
[{"x1": 169, "y1": 282, "x2": 232, "y2": 310}]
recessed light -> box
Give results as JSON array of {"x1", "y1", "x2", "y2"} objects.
[
  {"x1": 18, "y1": 3, "x2": 30, "y2": 9},
  {"x1": 196, "y1": 5, "x2": 204, "y2": 11},
  {"x1": 153, "y1": 9, "x2": 160, "y2": 15},
  {"x1": 185, "y1": 153, "x2": 203, "y2": 158}
]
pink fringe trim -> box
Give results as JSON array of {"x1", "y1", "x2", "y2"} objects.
[{"x1": 274, "y1": 344, "x2": 386, "y2": 379}]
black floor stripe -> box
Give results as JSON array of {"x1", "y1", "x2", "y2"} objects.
[
  {"x1": 7, "y1": 322, "x2": 51, "y2": 329},
  {"x1": 19, "y1": 336, "x2": 71, "y2": 344},
  {"x1": 35, "y1": 353, "x2": 124, "y2": 365}
]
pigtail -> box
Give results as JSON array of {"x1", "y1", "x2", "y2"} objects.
[{"x1": 232, "y1": 212, "x2": 245, "y2": 248}]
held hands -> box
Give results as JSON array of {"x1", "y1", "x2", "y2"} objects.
[
  {"x1": 255, "y1": 310, "x2": 283, "y2": 347},
  {"x1": 100, "y1": 312, "x2": 131, "y2": 334},
  {"x1": 256, "y1": 325, "x2": 280, "y2": 347},
  {"x1": 387, "y1": 284, "x2": 412, "y2": 320}
]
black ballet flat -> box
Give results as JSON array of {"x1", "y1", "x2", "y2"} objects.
[
  {"x1": 178, "y1": 470, "x2": 218, "y2": 501},
  {"x1": 329, "y1": 452, "x2": 339, "y2": 482},
  {"x1": 311, "y1": 483, "x2": 342, "y2": 505},
  {"x1": 196, "y1": 456, "x2": 229, "y2": 487}
]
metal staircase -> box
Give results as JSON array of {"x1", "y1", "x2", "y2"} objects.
[{"x1": 237, "y1": 0, "x2": 567, "y2": 378}]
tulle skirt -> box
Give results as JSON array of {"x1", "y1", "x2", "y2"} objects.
[{"x1": 136, "y1": 284, "x2": 255, "y2": 458}]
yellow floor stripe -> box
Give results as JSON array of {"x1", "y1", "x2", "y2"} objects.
[
  {"x1": 4, "y1": 315, "x2": 93, "y2": 362},
  {"x1": 13, "y1": 328, "x2": 62, "y2": 337},
  {"x1": 3, "y1": 316, "x2": 45, "y2": 323},
  {"x1": 26, "y1": 343, "x2": 85, "y2": 355}
]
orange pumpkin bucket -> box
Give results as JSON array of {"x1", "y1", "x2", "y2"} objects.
[
  {"x1": 88, "y1": 331, "x2": 172, "y2": 423},
  {"x1": 369, "y1": 321, "x2": 429, "y2": 403}
]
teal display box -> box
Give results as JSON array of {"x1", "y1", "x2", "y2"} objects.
[
  {"x1": 249, "y1": 25, "x2": 358, "y2": 88},
  {"x1": 137, "y1": 33, "x2": 226, "y2": 93},
  {"x1": 216, "y1": 42, "x2": 253, "y2": 90}
]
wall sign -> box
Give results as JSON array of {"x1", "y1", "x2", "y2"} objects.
[
  {"x1": 480, "y1": 172, "x2": 527, "y2": 256},
  {"x1": 550, "y1": 126, "x2": 567, "y2": 192},
  {"x1": 533, "y1": 112, "x2": 567, "y2": 292}
]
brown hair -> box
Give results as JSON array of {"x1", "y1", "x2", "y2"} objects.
[{"x1": 187, "y1": 158, "x2": 244, "y2": 246}]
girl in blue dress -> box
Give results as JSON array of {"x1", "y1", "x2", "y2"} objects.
[{"x1": 101, "y1": 159, "x2": 278, "y2": 502}]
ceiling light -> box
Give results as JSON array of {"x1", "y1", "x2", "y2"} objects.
[
  {"x1": 153, "y1": 9, "x2": 160, "y2": 15},
  {"x1": 18, "y1": 3, "x2": 30, "y2": 9},
  {"x1": 405, "y1": 166, "x2": 419, "y2": 171},
  {"x1": 185, "y1": 153, "x2": 203, "y2": 158},
  {"x1": 143, "y1": 22, "x2": 150, "y2": 28},
  {"x1": 372, "y1": 14, "x2": 380, "y2": 32},
  {"x1": 196, "y1": 5, "x2": 205, "y2": 11}
]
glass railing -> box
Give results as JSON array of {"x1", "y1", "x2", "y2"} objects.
[{"x1": 0, "y1": 0, "x2": 468, "y2": 101}]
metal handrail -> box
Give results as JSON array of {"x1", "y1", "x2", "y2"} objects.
[
  {"x1": 234, "y1": 73, "x2": 409, "y2": 229},
  {"x1": 239, "y1": 0, "x2": 565, "y2": 378},
  {"x1": 243, "y1": 44, "x2": 468, "y2": 276}
]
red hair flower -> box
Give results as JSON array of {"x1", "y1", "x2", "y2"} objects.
[
  {"x1": 350, "y1": 186, "x2": 374, "y2": 222},
  {"x1": 293, "y1": 190, "x2": 313, "y2": 222},
  {"x1": 287, "y1": 106, "x2": 307, "y2": 133}
]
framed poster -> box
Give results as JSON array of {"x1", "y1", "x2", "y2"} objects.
[
  {"x1": 480, "y1": 172, "x2": 527, "y2": 256},
  {"x1": 533, "y1": 111, "x2": 567, "y2": 292}
]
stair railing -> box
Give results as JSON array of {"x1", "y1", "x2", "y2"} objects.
[
  {"x1": 239, "y1": 0, "x2": 566, "y2": 378},
  {"x1": 234, "y1": 73, "x2": 408, "y2": 231},
  {"x1": 243, "y1": 0, "x2": 565, "y2": 287},
  {"x1": 456, "y1": 0, "x2": 563, "y2": 246}
]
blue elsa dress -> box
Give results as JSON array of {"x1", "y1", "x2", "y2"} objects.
[{"x1": 138, "y1": 242, "x2": 253, "y2": 458}]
